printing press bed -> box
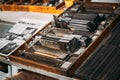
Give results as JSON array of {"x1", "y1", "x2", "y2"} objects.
[{"x1": 0, "y1": 1, "x2": 120, "y2": 80}]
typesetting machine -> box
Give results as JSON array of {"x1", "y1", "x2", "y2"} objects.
[{"x1": 0, "y1": 1, "x2": 120, "y2": 80}]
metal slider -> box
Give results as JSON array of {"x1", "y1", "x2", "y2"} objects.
[{"x1": 20, "y1": 51, "x2": 62, "y2": 67}]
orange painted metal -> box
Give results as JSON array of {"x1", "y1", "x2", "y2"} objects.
[
  {"x1": 0, "y1": 2, "x2": 65, "y2": 14},
  {"x1": 64, "y1": 0, "x2": 74, "y2": 7}
]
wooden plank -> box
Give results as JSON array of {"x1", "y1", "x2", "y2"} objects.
[{"x1": 9, "y1": 55, "x2": 65, "y2": 75}]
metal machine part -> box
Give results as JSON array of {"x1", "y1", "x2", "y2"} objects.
[
  {"x1": 32, "y1": 45, "x2": 68, "y2": 60},
  {"x1": 79, "y1": 36, "x2": 92, "y2": 47},
  {"x1": 52, "y1": 13, "x2": 106, "y2": 37},
  {"x1": 47, "y1": 28, "x2": 72, "y2": 37},
  {"x1": 47, "y1": 0, "x2": 60, "y2": 6},
  {"x1": 26, "y1": 43, "x2": 69, "y2": 60},
  {"x1": 5, "y1": 0, "x2": 13, "y2": 4},
  {"x1": 31, "y1": 0, "x2": 44, "y2": 5},
  {"x1": 74, "y1": 24, "x2": 120, "y2": 80},
  {"x1": 23, "y1": 0, "x2": 31, "y2": 5},
  {"x1": 16, "y1": 39, "x2": 72, "y2": 69},
  {"x1": 19, "y1": 51, "x2": 63, "y2": 67},
  {"x1": 36, "y1": 35, "x2": 81, "y2": 52},
  {"x1": 41, "y1": 26, "x2": 92, "y2": 47},
  {"x1": 54, "y1": 13, "x2": 106, "y2": 31},
  {"x1": 1, "y1": 0, "x2": 62, "y2": 6}
]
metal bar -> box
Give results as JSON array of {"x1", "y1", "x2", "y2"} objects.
[{"x1": 67, "y1": 15, "x2": 120, "y2": 76}]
